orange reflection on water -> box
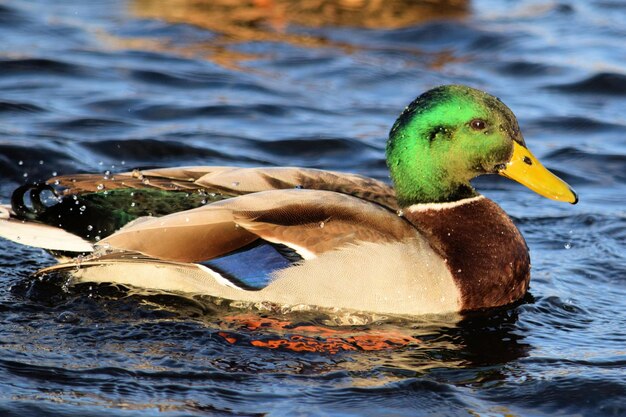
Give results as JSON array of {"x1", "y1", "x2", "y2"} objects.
[{"x1": 122, "y1": 0, "x2": 468, "y2": 69}]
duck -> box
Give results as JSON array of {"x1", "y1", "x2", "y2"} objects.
[{"x1": 0, "y1": 85, "x2": 577, "y2": 317}]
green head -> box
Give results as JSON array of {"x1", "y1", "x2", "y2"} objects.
[{"x1": 386, "y1": 85, "x2": 526, "y2": 206}]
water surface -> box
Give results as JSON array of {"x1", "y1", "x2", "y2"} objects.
[{"x1": 0, "y1": 0, "x2": 625, "y2": 416}]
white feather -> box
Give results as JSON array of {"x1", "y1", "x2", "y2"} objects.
[
  {"x1": 0, "y1": 205, "x2": 11, "y2": 220},
  {"x1": 406, "y1": 195, "x2": 484, "y2": 212},
  {"x1": 0, "y1": 219, "x2": 93, "y2": 252}
]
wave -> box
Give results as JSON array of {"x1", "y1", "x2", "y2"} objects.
[{"x1": 546, "y1": 72, "x2": 626, "y2": 95}]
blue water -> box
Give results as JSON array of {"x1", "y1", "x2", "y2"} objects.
[{"x1": 0, "y1": 0, "x2": 625, "y2": 416}]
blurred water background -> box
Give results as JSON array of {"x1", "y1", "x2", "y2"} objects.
[{"x1": 0, "y1": 0, "x2": 625, "y2": 416}]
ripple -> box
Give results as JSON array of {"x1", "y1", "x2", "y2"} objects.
[
  {"x1": 85, "y1": 98, "x2": 145, "y2": 114},
  {"x1": 546, "y1": 72, "x2": 626, "y2": 95},
  {"x1": 0, "y1": 4, "x2": 26, "y2": 26},
  {"x1": 131, "y1": 103, "x2": 292, "y2": 121},
  {"x1": 310, "y1": 378, "x2": 466, "y2": 412},
  {"x1": 81, "y1": 138, "x2": 258, "y2": 164},
  {"x1": 129, "y1": 69, "x2": 276, "y2": 94},
  {"x1": 496, "y1": 61, "x2": 564, "y2": 77},
  {"x1": 377, "y1": 22, "x2": 509, "y2": 51},
  {"x1": 0, "y1": 100, "x2": 44, "y2": 113},
  {"x1": 0, "y1": 58, "x2": 85, "y2": 77},
  {"x1": 254, "y1": 137, "x2": 374, "y2": 157},
  {"x1": 521, "y1": 295, "x2": 591, "y2": 331},
  {"x1": 46, "y1": 118, "x2": 133, "y2": 131},
  {"x1": 482, "y1": 376, "x2": 626, "y2": 416},
  {"x1": 0, "y1": 143, "x2": 72, "y2": 179},
  {"x1": 528, "y1": 116, "x2": 626, "y2": 132},
  {"x1": 543, "y1": 147, "x2": 626, "y2": 182}
]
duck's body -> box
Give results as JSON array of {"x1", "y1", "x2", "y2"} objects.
[{"x1": 0, "y1": 85, "x2": 576, "y2": 317}]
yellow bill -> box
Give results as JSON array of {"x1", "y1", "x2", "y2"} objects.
[{"x1": 499, "y1": 141, "x2": 578, "y2": 204}]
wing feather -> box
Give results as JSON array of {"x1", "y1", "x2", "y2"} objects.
[
  {"x1": 100, "y1": 207, "x2": 258, "y2": 262},
  {"x1": 49, "y1": 166, "x2": 398, "y2": 210},
  {"x1": 99, "y1": 189, "x2": 416, "y2": 263}
]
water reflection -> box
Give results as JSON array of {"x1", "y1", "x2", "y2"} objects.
[
  {"x1": 131, "y1": 0, "x2": 468, "y2": 31},
  {"x1": 120, "y1": 0, "x2": 468, "y2": 68},
  {"x1": 15, "y1": 275, "x2": 530, "y2": 389}
]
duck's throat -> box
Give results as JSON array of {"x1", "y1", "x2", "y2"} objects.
[{"x1": 394, "y1": 179, "x2": 477, "y2": 207}]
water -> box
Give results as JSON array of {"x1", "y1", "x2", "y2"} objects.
[{"x1": 0, "y1": 0, "x2": 625, "y2": 415}]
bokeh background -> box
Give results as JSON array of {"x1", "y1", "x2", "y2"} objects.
[{"x1": 0, "y1": 1, "x2": 624, "y2": 416}]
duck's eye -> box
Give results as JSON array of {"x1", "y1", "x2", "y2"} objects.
[{"x1": 470, "y1": 119, "x2": 487, "y2": 131}]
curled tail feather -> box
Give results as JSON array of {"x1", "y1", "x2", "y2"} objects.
[{"x1": 11, "y1": 183, "x2": 58, "y2": 220}]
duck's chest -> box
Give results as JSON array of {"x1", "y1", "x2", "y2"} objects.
[{"x1": 404, "y1": 196, "x2": 530, "y2": 311}]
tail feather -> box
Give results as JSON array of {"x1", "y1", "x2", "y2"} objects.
[{"x1": 10, "y1": 183, "x2": 58, "y2": 220}]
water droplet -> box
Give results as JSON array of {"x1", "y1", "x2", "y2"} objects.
[
  {"x1": 79, "y1": 205, "x2": 86, "y2": 212},
  {"x1": 39, "y1": 160, "x2": 44, "y2": 165},
  {"x1": 319, "y1": 221, "x2": 325, "y2": 228},
  {"x1": 23, "y1": 173, "x2": 28, "y2": 177},
  {"x1": 95, "y1": 236, "x2": 101, "y2": 242},
  {"x1": 130, "y1": 202, "x2": 136, "y2": 207},
  {"x1": 87, "y1": 225, "x2": 93, "y2": 231},
  {"x1": 397, "y1": 209, "x2": 404, "y2": 217},
  {"x1": 96, "y1": 184, "x2": 104, "y2": 190},
  {"x1": 18, "y1": 160, "x2": 23, "y2": 166},
  {"x1": 564, "y1": 242, "x2": 572, "y2": 249}
]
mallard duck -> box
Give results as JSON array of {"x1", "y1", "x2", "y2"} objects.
[{"x1": 0, "y1": 85, "x2": 577, "y2": 316}]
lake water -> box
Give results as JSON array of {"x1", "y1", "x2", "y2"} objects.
[{"x1": 0, "y1": 0, "x2": 625, "y2": 416}]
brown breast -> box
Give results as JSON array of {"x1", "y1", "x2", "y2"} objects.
[{"x1": 404, "y1": 196, "x2": 530, "y2": 311}]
